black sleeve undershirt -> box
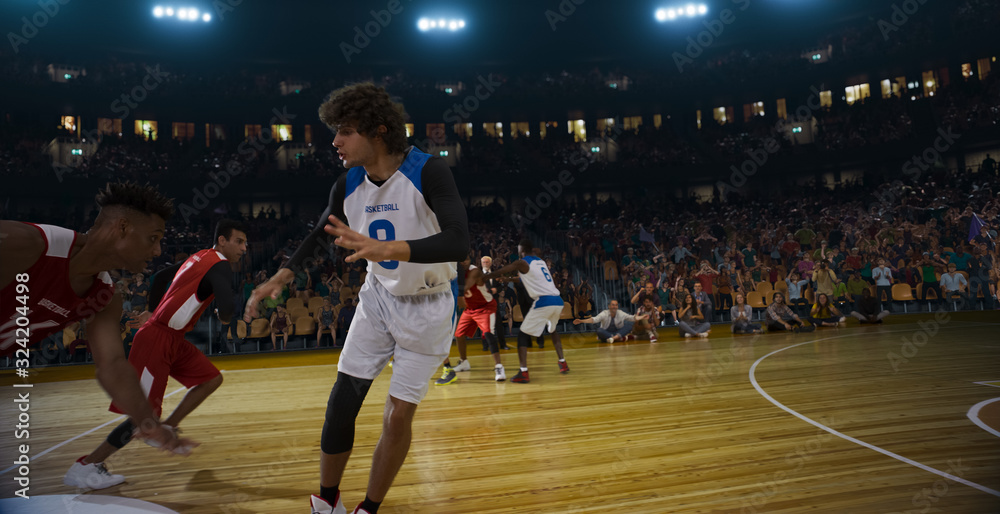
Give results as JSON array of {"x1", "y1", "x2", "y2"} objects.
[
  {"x1": 148, "y1": 260, "x2": 234, "y2": 322},
  {"x1": 283, "y1": 153, "x2": 470, "y2": 269}
]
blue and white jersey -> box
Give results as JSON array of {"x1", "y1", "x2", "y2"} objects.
[
  {"x1": 518, "y1": 256, "x2": 562, "y2": 308},
  {"x1": 342, "y1": 149, "x2": 456, "y2": 296}
]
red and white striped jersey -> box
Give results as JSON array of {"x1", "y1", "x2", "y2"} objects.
[
  {"x1": 1, "y1": 223, "x2": 114, "y2": 356},
  {"x1": 463, "y1": 265, "x2": 496, "y2": 311},
  {"x1": 148, "y1": 249, "x2": 226, "y2": 332}
]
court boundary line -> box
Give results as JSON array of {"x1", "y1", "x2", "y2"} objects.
[
  {"x1": 967, "y1": 397, "x2": 1000, "y2": 439},
  {"x1": 749, "y1": 324, "x2": 1000, "y2": 498},
  {"x1": 973, "y1": 380, "x2": 1000, "y2": 389},
  {"x1": 0, "y1": 385, "x2": 187, "y2": 476}
]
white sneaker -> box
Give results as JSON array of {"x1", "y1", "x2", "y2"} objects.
[
  {"x1": 310, "y1": 493, "x2": 346, "y2": 514},
  {"x1": 839, "y1": 316, "x2": 846, "y2": 322},
  {"x1": 698, "y1": 332, "x2": 709, "y2": 338},
  {"x1": 495, "y1": 364, "x2": 506, "y2": 382},
  {"x1": 453, "y1": 360, "x2": 471, "y2": 372},
  {"x1": 605, "y1": 337, "x2": 615, "y2": 344},
  {"x1": 684, "y1": 333, "x2": 693, "y2": 338},
  {"x1": 63, "y1": 456, "x2": 125, "y2": 490}
]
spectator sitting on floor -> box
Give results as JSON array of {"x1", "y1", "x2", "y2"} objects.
[
  {"x1": 574, "y1": 299, "x2": 647, "y2": 343},
  {"x1": 677, "y1": 294, "x2": 711, "y2": 338},
  {"x1": 850, "y1": 288, "x2": 890, "y2": 323},
  {"x1": 731, "y1": 293, "x2": 762, "y2": 334},
  {"x1": 765, "y1": 291, "x2": 815, "y2": 333},
  {"x1": 807, "y1": 293, "x2": 847, "y2": 327}
]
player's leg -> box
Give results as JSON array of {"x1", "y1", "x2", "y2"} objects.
[
  {"x1": 314, "y1": 281, "x2": 393, "y2": 511},
  {"x1": 477, "y1": 310, "x2": 504, "y2": 380},
  {"x1": 161, "y1": 339, "x2": 224, "y2": 429},
  {"x1": 543, "y1": 306, "x2": 570, "y2": 373},
  {"x1": 365, "y1": 395, "x2": 418, "y2": 504}
]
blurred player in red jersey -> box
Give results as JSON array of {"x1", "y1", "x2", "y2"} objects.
[
  {"x1": 0, "y1": 182, "x2": 191, "y2": 458},
  {"x1": 435, "y1": 254, "x2": 506, "y2": 384},
  {"x1": 63, "y1": 219, "x2": 247, "y2": 489}
]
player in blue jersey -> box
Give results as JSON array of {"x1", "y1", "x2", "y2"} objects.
[
  {"x1": 482, "y1": 239, "x2": 569, "y2": 383},
  {"x1": 245, "y1": 83, "x2": 469, "y2": 514}
]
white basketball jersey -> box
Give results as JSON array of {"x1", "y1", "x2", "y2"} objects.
[
  {"x1": 342, "y1": 148, "x2": 456, "y2": 297},
  {"x1": 518, "y1": 256, "x2": 560, "y2": 300}
]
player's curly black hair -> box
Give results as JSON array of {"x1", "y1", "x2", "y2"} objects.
[
  {"x1": 318, "y1": 83, "x2": 408, "y2": 154},
  {"x1": 95, "y1": 181, "x2": 174, "y2": 221}
]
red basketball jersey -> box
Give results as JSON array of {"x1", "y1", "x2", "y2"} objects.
[
  {"x1": 1, "y1": 223, "x2": 114, "y2": 356},
  {"x1": 463, "y1": 265, "x2": 496, "y2": 311},
  {"x1": 148, "y1": 249, "x2": 226, "y2": 332}
]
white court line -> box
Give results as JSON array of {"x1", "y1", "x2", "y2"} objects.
[
  {"x1": 749, "y1": 325, "x2": 1000, "y2": 498},
  {"x1": 0, "y1": 385, "x2": 187, "y2": 476},
  {"x1": 974, "y1": 380, "x2": 1000, "y2": 389},
  {"x1": 967, "y1": 397, "x2": 1000, "y2": 439}
]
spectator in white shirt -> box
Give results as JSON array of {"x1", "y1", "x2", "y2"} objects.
[
  {"x1": 872, "y1": 259, "x2": 894, "y2": 311},
  {"x1": 940, "y1": 263, "x2": 971, "y2": 308},
  {"x1": 574, "y1": 300, "x2": 648, "y2": 344}
]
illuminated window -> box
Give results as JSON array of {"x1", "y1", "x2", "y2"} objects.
[
  {"x1": 539, "y1": 121, "x2": 558, "y2": 140},
  {"x1": 98, "y1": 118, "x2": 122, "y2": 137},
  {"x1": 743, "y1": 101, "x2": 764, "y2": 120},
  {"x1": 404, "y1": 123, "x2": 414, "y2": 138},
  {"x1": 304, "y1": 125, "x2": 312, "y2": 144},
  {"x1": 244, "y1": 124, "x2": 262, "y2": 139},
  {"x1": 977, "y1": 57, "x2": 992, "y2": 79},
  {"x1": 426, "y1": 123, "x2": 446, "y2": 143},
  {"x1": 713, "y1": 107, "x2": 728, "y2": 125},
  {"x1": 205, "y1": 124, "x2": 227, "y2": 146},
  {"x1": 623, "y1": 116, "x2": 642, "y2": 132},
  {"x1": 695, "y1": 110, "x2": 701, "y2": 130},
  {"x1": 172, "y1": 122, "x2": 195, "y2": 141},
  {"x1": 60, "y1": 115, "x2": 78, "y2": 134},
  {"x1": 819, "y1": 91, "x2": 833, "y2": 109},
  {"x1": 653, "y1": 114, "x2": 663, "y2": 129},
  {"x1": 922, "y1": 71, "x2": 938, "y2": 97},
  {"x1": 844, "y1": 84, "x2": 870, "y2": 106},
  {"x1": 596, "y1": 118, "x2": 615, "y2": 135},
  {"x1": 567, "y1": 119, "x2": 586, "y2": 142},
  {"x1": 482, "y1": 122, "x2": 503, "y2": 138},
  {"x1": 454, "y1": 122, "x2": 473, "y2": 140},
  {"x1": 962, "y1": 63, "x2": 974, "y2": 80},
  {"x1": 272, "y1": 124, "x2": 292, "y2": 142},
  {"x1": 135, "y1": 120, "x2": 159, "y2": 141},
  {"x1": 776, "y1": 99, "x2": 787, "y2": 119},
  {"x1": 510, "y1": 122, "x2": 530, "y2": 138}
]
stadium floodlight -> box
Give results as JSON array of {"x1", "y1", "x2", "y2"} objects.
[
  {"x1": 165, "y1": 7, "x2": 174, "y2": 16},
  {"x1": 656, "y1": 3, "x2": 707, "y2": 22},
  {"x1": 419, "y1": 17, "x2": 466, "y2": 32},
  {"x1": 202, "y1": 13, "x2": 211, "y2": 22},
  {"x1": 177, "y1": 8, "x2": 187, "y2": 20},
  {"x1": 188, "y1": 9, "x2": 199, "y2": 21},
  {"x1": 153, "y1": 6, "x2": 164, "y2": 17}
]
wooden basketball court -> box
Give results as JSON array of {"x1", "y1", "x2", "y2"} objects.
[{"x1": 2, "y1": 312, "x2": 999, "y2": 513}]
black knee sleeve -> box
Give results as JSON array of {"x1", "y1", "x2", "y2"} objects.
[
  {"x1": 320, "y1": 372, "x2": 373, "y2": 455},
  {"x1": 484, "y1": 332, "x2": 499, "y2": 353},
  {"x1": 106, "y1": 419, "x2": 135, "y2": 449},
  {"x1": 517, "y1": 330, "x2": 532, "y2": 348}
]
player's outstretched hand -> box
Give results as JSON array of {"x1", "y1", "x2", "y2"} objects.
[
  {"x1": 324, "y1": 215, "x2": 399, "y2": 263},
  {"x1": 135, "y1": 423, "x2": 200, "y2": 456},
  {"x1": 137, "y1": 311, "x2": 152, "y2": 326},
  {"x1": 244, "y1": 280, "x2": 284, "y2": 322}
]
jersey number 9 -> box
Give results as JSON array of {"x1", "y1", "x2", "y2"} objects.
[{"x1": 368, "y1": 220, "x2": 399, "y2": 270}]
